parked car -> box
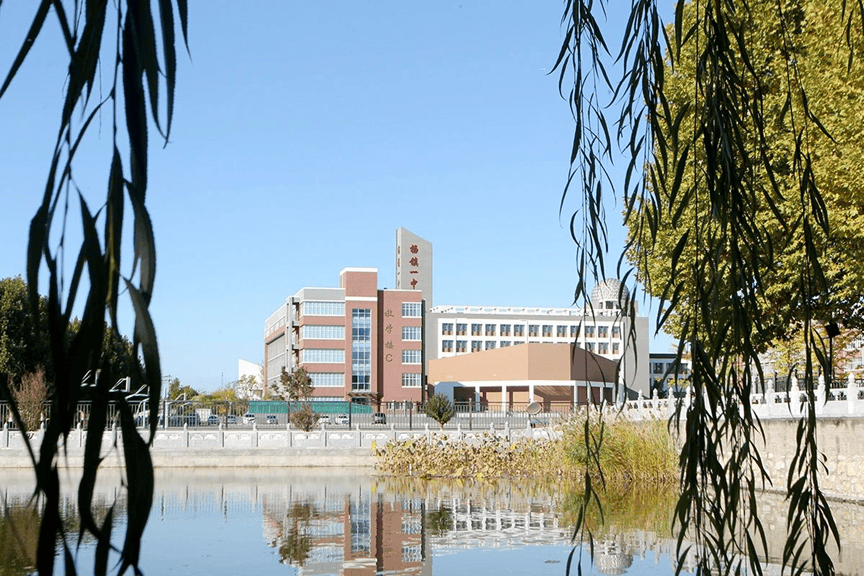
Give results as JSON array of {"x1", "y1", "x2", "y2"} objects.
[
  {"x1": 226, "y1": 414, "x2": 238, "y2": 425},
  {"x1": 265, "y1": 414, "x2": 278, "y2": 425},
  {"x1": 372, "y1": 412, "x2": 387, "y2": 425},
  {"x1": 318, "y1": 414, "x2": 331, "y2": 425},
  {"x1": 243, "y1": 413, "x2": 256, "y2": 425},
  {"x1": 207, "y1": 415, "x2": 220, "y2": 426},
  {"x1": 335, "y1": 414, "x2": 349, "y2": 425}
]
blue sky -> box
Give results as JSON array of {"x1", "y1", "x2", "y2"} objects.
[{"x1": 0, "y1": 1, "x2": 673, "y2": 392}]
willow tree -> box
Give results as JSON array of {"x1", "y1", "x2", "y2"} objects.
[
  {"x1": 555, "y1": 1, "x2": 863, "y2": 576},
  {"x1": 0, "y1": 1, "x2": 187, "y2": 574}
]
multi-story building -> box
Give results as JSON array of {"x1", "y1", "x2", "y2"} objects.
[
  {"x1": 648, "y1": 352, "x2": 692, "y2": 397},
  {"x1": 427, "y1": 279, "x2": 650, "y2": 396},
  {"x1": 264, "y1": 268, "x2": 424, "y2": 407}
]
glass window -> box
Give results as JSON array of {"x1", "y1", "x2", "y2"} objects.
[
  {"x1": 351, "y1": 309, "x2": 371, "y2": 391},
  {"x1": 300, "y1": 349, "x2": 345, "y2": 363},
  {"x1": 402, "y1": 349, "x2": 422, "y2": 364},
  {"x1": 402, "y1": 373, "x2": 422, "y2": 387},
  {"x1": 599, "y1": 342, "x2": 609, "y2": 354},
  {"x1": 441, "y1": 322, "x2": 453, "y2": 336},
  {"x1": 585, "y1": 325, "x2": 595, "y2": 337},
  {"x1": 557, "y1": 325, "x2": 567, "y2": 337},
  {"x1": 500, "y1": 324, "x2": 511, "y2": 336},
  {"x1": 528, "y1": 325, "x2": 539, "y2": 337},
  {"x1": 402, "y1": 302, "x2": 422, "y2": 317},
  {"x1": 612, "y1": 343, "x2": 620, "y2": 354},
  {"x1": 542, "y1": 325, "x2": 553, "y2": 337},
  {"x1": 301, "y1": 301, "x2": 345, "y2": 316},
  {"x1": 598, "y1": 325, "x2": 609, "y2": 338},
  {"x1": 471, "y1": 341, "x2": 482, "y2": 352},
  {"x1": 456, "y1": 340, "x2": 467, "y2": 353},
  {"x1": 441, "y1": 339, "x2": 453, "y2": 353},
  {"x1": 570, "y1": 325, "x2": 579, "y2": 337},
  {"x1": 485, "y1": 341, "x2": 496, "y2": 350},
  {"x1": 653, "y1": 362, "x2": 666, "y2": 374},
  {"x1": 471, "y1": 323, "x2": 482, "y2": 336},
  {"x1": 586, "y1": 342, "x2": 595, "y2": 352},
  {"x1": 402, "y1": 326, "x2": 422, "y2": 341},
  {"x1": 300, "y1": 325, "x2": 345, "y2": 340},
  {"x1": 485, "y1": 324, "x2": 496, "y2": 336},
  {"x1": 514, "y1": 325, "x2": 524, "y2": 337},
  {"x1": 612, "y1": 326, "x2": 621, "y2": 338},
  {"x1": 309, "y1": 372, "x2": 344, "y2": 387},
  {"x1": 500, "y1": 341, "x2": 511, "y2": 348},
  {"x1": 456, "y1": 323, "x2": 467, "y2": 335}
]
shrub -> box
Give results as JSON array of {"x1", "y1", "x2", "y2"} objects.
[
  {"x1": 423, "y1": 394, "x2": 455, "y2": 429},
  {"x1": 289, "y1": 405, "x2": 318, "y2": 432}
]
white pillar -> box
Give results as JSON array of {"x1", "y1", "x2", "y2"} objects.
[
  {"x1": 528, "y1": 383, "x2": 535, "y2": 402},
  {"x1": 501, "y1": 384, "x2": 508, "y2": 412}
]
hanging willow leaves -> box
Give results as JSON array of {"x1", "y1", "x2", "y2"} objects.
[
  {"x1": 0, "y1": 0, "x2": 188, "y2": 573},
  {"x1": 557, "y1": 1, "x2": 863, "y2": 576}
]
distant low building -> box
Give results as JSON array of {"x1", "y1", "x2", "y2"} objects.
[{"x1": 428, "y1": 342, "x2": 620, "y2": 410}]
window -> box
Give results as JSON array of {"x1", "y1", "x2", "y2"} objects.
[
  {"x1": 542, "y1": 325, "x2": 552, "y2": 337},
  {"x1": 584, "y1": 325, "x2": 595, "y2": 337},
  {"x1": 301, "y1": 301, "x2": 345, "y2": 316},
  {"x1": 612, "y1": 326, "x2": 621, "y2": 338},
  {"x1": 598, "y1": 325, "x2": 608, "y2": 338},
  {"x1": 599, "y1": 342, "x2": 609, "y2": 354},
  {"x1": 456, "y1": 323, "x2": 467, "y2": 335},
  {"x1": 301, "y1": 349, "x2": 345, "y2": 363},
  {"x1": 402, "y1": 302, "x2": 422, "y2": 317},
  {"x1": 528, "y1": 325, "x2": 539, "y2": 337},
  {"x1": 485, "y1": 341, "x2": 496, "y2": 350},
  {"x1": 513, "y1": 340, "x2": 524, "y2": 346},
  {"x1": 500, "y1": 324, "x2": 511, "y2": 336},
  {"x1": 471, "y1": 341, "x2": 482, "y2": 352},
  {"x1": 402, "y1": 326, "x2": 422, "y2": 341},
  {"x1": 500, "y1": 341, "x2": 511, "y2": 347},
  {"x1": 351, "y1": 309, "x2": 371, "y2": 390},
  {"x1": 586, "y1": 342, "x2": 595, "y2": 352},
  {"x1": 570, "y1": 325, "x2": 579, "y2": 337},
  {"x1": 441, "y1": 339, "x2": 453, "y2": 353},
  {"x1": 557, "y1": 325, "x2": 567, "y2": 337},
  {"x1": 456, "y1": 340, "x2": 467, "y2": 353},
  {"x1": 471, "y1": 323, "x2": 482, "y2": 336},
  {"x1": 309, "y1": 372, "x2": 344, "y2": 387},
  {"x1": 653, "y1": 362, "x2": 666, "y2": 374},
  {"x1": 300, "y1": 325, "x2": 345, "y2": 340},
  {"x1": 402, "y1": 349, "x2": 422, "y2": 364},
  {"x1": 612, "y1": 343, "x2": 620, "y2": 354},
  {"x1": 441, "y1": 322, "x2": 453, "y2": 336},
  {"x1": 485, "y1": 324, "x2": 496, "y2": 336},
  {"x1": 402, "y1": 373, "x2": 422, "y2": 387},
  {"x1": 514, "y1": 325, "x2": 524, "y2": 337}
]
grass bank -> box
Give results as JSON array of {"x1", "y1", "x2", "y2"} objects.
[{"x1": 374, "y1": 416, "x2": 678, "y2": 485}]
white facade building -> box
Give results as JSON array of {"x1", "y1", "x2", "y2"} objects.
[{"x1": 427, "y1": 279, "x2": 650, "y2": 396}]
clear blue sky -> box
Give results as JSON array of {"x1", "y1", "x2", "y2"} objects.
[{"x1": 1, "y1": 1, "x2": 673, "y2": 392}]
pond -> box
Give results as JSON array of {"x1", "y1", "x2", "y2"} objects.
[{"x1": 2, "y1": 468, "x2": 864, "y2": 575}]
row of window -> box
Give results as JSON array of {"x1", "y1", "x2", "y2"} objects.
[
  {"x1": 300, "y1": 323, "x2": 421, "y2": 341},
  {"x1": 300, "y1": 348, "x2": 422, "y2": 364},
  {"x1": 440, "y1": 322, "x2": 621, "y2": 339},
  {"x1": 441, "y1": 340, "x2": 621, "y2": 354},
  {"x1": 305, "y1": 372, "x2": 422, "y2": 388},
  {"x1": 300, "y1": 301, "x2": 422, "y2": 319}
]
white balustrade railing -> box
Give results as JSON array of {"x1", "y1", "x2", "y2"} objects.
[{"x1": 619, "y1": 372, "x2": 864, "y2": 420}]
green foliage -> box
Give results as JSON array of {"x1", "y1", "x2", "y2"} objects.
[
  {"x1": 0, "y1": 276, "x2": 49, "y2": 383},
  {"x1": 0, "y1": 1, "x2": 188, "y2": 573},
  {"x1": 555, "y1": 1, "x2": 863, "y2": 575},
  {"x1": 289, "y1": 404, "x2": 319, "y2": 432},
  {"x1": 423, "y1": 394, "x2": 455, "y2": 429},
  {"x1": 167, "y1": 378, "x2": 199, "y2": 401}
]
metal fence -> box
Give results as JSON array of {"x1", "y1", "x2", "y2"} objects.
[{"x1": 1, "y1": 399, "x2": 580, "y2": 432}]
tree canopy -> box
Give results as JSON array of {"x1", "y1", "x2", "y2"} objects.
[{"x1": 628, "y1": 0, "x2": 864, "y2": 351}]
